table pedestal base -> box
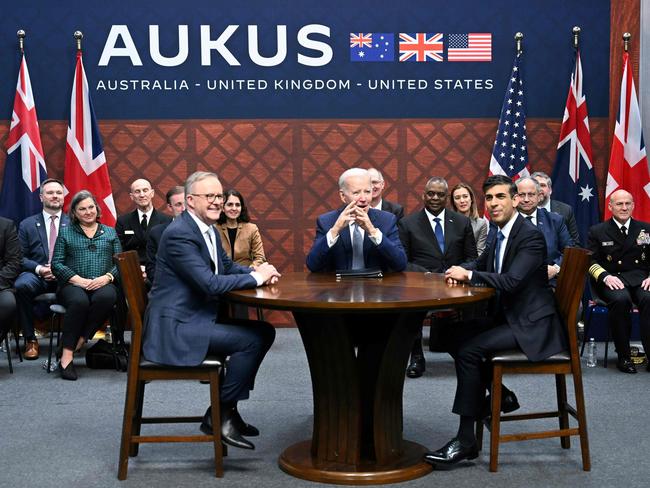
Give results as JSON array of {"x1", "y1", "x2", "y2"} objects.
[{"x1": 279, "y1": 440, "x2": 432, "y2": 485}]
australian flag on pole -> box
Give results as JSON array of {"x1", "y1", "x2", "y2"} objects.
[
  {"x1": 551, "y1": 50, "x2": 599, "y2": 245},
  {"x1": 488, "y1": 53, "x2": 530, "y2": 180},
  {"x1": 0, "y1": 54, "x2": 47, "y2": 225}
]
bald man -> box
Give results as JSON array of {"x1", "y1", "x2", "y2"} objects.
[
  {"x1": 587, "y1": 190, "x2": 650, "y2": 374},
  {"x1": 116, "y1": 178, "x2": 172, "y2": 265}
]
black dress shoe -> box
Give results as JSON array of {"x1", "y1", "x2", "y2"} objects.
[
  {"x1": 481, "y1": 389, "x2": 520, "y2": 419},
  {"x1": 406, "y1": 355, "x2": 426, "y2": 378},
  {"x1": 233, "y1": 406, "x2": 260, "y2": 437},
  {"x1": 200, "y1": 406, "x2": 255, "y2": 450},
  {"x1": 617, "y1": 357, "x2": 637, "y2": 374},
  {"x1": 60, "y1": 361, "x2": 78, "y2": 381},
  {"x1": 424, "y1": 438, "x2": 479, "y2": 467}
]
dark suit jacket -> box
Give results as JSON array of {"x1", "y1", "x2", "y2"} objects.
[
  {"x1": 0, "y1": 217, "x2": 22, "y2": 291},
  {"x1": 306, "y1": 208, "x2": 407, "y2": 272},
  {"x1": 142, "y1": 211, "x2": 258, "y2": 366},
  {"x1": 531, "y1": 208, "x2": 574, "y2": 266},
  {"x1": 464, "y1": 215, "x2": 566, "y2": 362},
  {"x1": 381, "y1": 199, "x2": 404, "y2": 221},
  {"x1": 116, "y1": 209, "x2": 171, "y2": 263},
  {"x1": 398, "y1": 209, "x2": 477, "y2": 272},
  {"x1": 551, "y1": 199, "x2": 580, "y2": 246},
  {"x1": 587, "y1": 218, "x2": 650, "y2": 288},
  {"x1": 145, "y1": 221, "x2": 170, "y2": 283},
  {"x1": 18, "y1": 213, "x2": 70, "y2": 272}
]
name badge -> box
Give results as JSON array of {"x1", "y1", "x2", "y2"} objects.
[
  {"x1": 124, "y1": 230, "x2": 135, "y2": 235},
  {"x1": 602, "y1": 241, "x2": 614, "y2": 247}
]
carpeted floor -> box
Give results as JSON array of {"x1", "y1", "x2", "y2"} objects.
[{"x1": 1, "y1": 329, "x2": 648, "y2": 488}]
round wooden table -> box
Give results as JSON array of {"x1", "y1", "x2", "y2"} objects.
[{"x1": 226, "y1": 271, "x2": 494, "y2": 485}]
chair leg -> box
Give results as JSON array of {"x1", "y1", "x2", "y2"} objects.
[
  {"x1": 580, "y1": 307, "x2": 594, "y2": 357},
  {"x1": 555, "y1": 374, "x2": 570, "y2": 449},
  {"x1": 4, "y1": 334, "x2": 13, "y2": 374},
  {"x1": 130, "y1": 381, "x2": 146, "y2": 457},
  {"x1": 604, "y1": 336, "x2": 609, "y2": 368},
  {"x1": 209, "y1": 370, "x2": 224, "y2": 478},
  {"x1": 118, "y1": 376, "x2": 141, "y2": 480},
  {"x1": 489, "y1": 367, "x2": 503, "y2": 472},
  {"x1": 13, "y1": 328, "x2": 23, "y2": 362},
  {"x1": 571, "y1": 371, "x2": 591, "y2": 471},
  {"x1": 47, "y1": 314, "x2": 56, "y2": 374}
]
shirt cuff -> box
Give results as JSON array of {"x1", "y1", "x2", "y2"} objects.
[
  {"x1": 35, "y1": 265, "x2": 42, "y2": 276},
  {"x1": 467, "y1": 270, "x2": 473, "y2": 281},
  {"x1": 368, "y1": 229, "x2": 382, "y2": 245},
  {"x1": 326, "y1": 230, "x2": 339, "y2": 248},
  {"x1": 250, "y1": 271, "x2": 265, "y2": 286}
]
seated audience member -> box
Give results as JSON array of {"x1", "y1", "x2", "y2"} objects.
[
  {"x1": 145, "y1": 186, "x2": 185, "y2": 283},
  {"x1": 367, "y1": 167, "x2": 404, "y2": 220},
  {"x1": 51, "y1": 190, "x2": 122, "y2": 381},
  {"x1": 516, "y1": 176, "x2": 574, "y2": 284},
  {"x1": 399, "y1": 177, "x2": 477, "y2": 378},
  {"x1": 116, "y1": 178, "x2": 171, "y2": 268},
  {"x1": 531, "y1": 171, "x2": 581, "y2": 245},
  {"x1": 143, "y1": 171, "x2": 281, "y2": 450},
  {"x1": 217, "y1": 190, "x2": 266, "y2": 267},
  {"x1": 0, "y1": 217, "x2": 21, "y2": 340},
  {"x1": 425, "y1": 175, "x2": 566, "y2": 468},
  {"x1": 450, "y1": 182, "x2": 488, "y2": 255},
  {"x1": 15, "y1": 178, "x2": 69, "y2": 360},
  {"x1": 587, "y1": 189, "x2": 650, "y2": 374},
  {"x1": 306, "y1": 168, "x2": 406, "y2": 273}
]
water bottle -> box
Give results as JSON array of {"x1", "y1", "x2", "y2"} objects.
[
  {"x1": 104, "y1": 325, "x2": 113, "y2": 344},
  {"x1": 586, "y1": 338, "x2": 597, "y2": 368}
]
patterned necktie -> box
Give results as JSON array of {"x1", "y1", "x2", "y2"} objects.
[
  {"x1": 48, "y1": 215, "x2": 58, "y2": 263},
  {"x1": 205, "y1": 229, "x2": 218, "y2": 273},
  {"x1": 141, "y1": 213, "x2": 148, "y2": 231},
  {"x1": 494, "y1": 230, "x2": 505, "y2": 273},
  {"x1": 351, "y1": 224, "x2": 365, "y2": 270},
  {"x1": 433, "y1": 217, "x2": 445, "y2": 253}
]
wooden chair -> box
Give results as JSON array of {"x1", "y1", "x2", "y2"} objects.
[
  {"x1": 115, "y1": 250, "x2": 225, "y2": 480},
  {"x1": 477, "y1": 247, "x2": 591, "y2": 472}
]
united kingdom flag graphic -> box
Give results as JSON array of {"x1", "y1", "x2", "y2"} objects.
[{"x1": 398, "y1": 33, "x2": 443, "y2": 62}]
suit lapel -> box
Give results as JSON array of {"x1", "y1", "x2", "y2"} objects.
[
  {"x1": 36, "y1": 214, "x2": 49, "y2": 258},
  {"x1": 484, "y1": 226, "x2": 497, "y2": 272},
  {"x1": 501, "y1": 215, "x2": 524, "y2": 271},
  {"x1": 181, "y1": 212, "x2": 213, "y2": 270},
  {"x1": 621, "y1": 219, "x2": 639, "y2": 254},
  {"x1": 444, "y1": 213, "x2": 457, "y2": 256}
]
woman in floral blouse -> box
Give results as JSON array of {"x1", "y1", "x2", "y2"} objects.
[{"x1": 52, "y1": 190, "x2": 122, "y2": 380}]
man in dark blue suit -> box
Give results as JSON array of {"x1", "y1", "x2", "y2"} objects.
[
  {"x1": 425, "y1": 175, "x2": 566, "y2": 467},
  {"x1": 306, "y1": 168, "x2": 406, "y2": 273},
  {"x1": 15, "y1": 178, "x2": 70, "y2": 360},
  {"x1": 143, "y1": 171, "x2": 281, "y2": 450},
  {"x1": 516, "y1": 177, "x2": 574, "y2": 284}
]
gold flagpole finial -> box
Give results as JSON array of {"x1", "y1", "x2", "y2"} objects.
[
  {"x1": 515, "y1": 32, "x2": 524, "y2": 54},
  {"x1": 74, "y1": 31, "x2": 83, "y2": 51},
  {"x1": 572, "y1": 26, "x2": 581, "y2": 50},
  {"x1": 17, "y1": 30, "x2": 26, "y2": 53},
  {"x1": 623, "y1": 32, "x2": 631, "y2": 53}
]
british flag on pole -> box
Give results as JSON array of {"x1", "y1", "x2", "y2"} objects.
[
  {"x1": 63, "y1": 48, "x2": 116, "y2": 226},
  {"x1": 0, "y1": 53, "x2": 47, "y2": 225},
  {"x1": 605, "y1": 51, "x2": 650, "y2": 221}
]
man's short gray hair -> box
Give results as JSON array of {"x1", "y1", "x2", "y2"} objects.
[
  {"x1": 516, "y1": 176, "x2": 541, "y2": 193},
  {"x1": 339, "y1": 168, "x2": 370, "y2": 191},
  {"x1": 184, "y1": 171, "x2": 220, "y2": 197},
  {"x1": 425, "y1": 176, "x2": 448, "y2": 191},
  {"x1": 531, "y1": 171, "x2": 552, "y2": 189}
]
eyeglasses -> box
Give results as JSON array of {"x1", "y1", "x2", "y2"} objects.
[
  {"x1": 191, "y1": 193, "x2": 224, "y2": 203},
  {"x1": 518, "y1": 192, "x2": 539, "y2": 199},
  {"x1": 424, "y1": 191, "x2": 447, "y2": 198}
]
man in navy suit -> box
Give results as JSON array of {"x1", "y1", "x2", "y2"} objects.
[
  {"x1": 532, "y1": 171, "x2": 581, "y2": 245},
  {"x1": 425, "y1": 175, "x2": 566, "y2": 467},
  {"x1": 516, "y1": 176, "x2": 574, "y2": 284},
  {"x1": 143, "y1": 171, "x2": 281, "y2": 450},
  {"x1": 306, "y1": 168, "x2": 407, "y2": 273},
  {"x1": 15, "y1": 178, "x2": 70, "y2": 360}
]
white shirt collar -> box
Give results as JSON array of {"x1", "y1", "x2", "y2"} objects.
[
  {"x1": 187, "y1": 210, "x2": 214, "y2": 236},
  {"x1": 518, "y1": 208, "x2": 537, "y2": 224},
  {"x1": 497, "y1": 211, "x2": 520, "y2": 239},
  {"x1": 42, "y1": 210, "x2": 62, "y2": 222},
  {"x1": 424, "y1": 208, "x2": 445, "y2": 223},
  {"x1": 613, "y1": 218, "x2": 631, "y2": 231},
  {"x1": 137, "y1": 208, "x2": 154, "y2": 221},
  {"x1": 372, "y1": 199, "x2": 383, "y2": 211}
]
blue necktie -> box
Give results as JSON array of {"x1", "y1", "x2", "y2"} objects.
[
  {"x1": 494, "y1": 230, "x2": 505, "y2": 273},
  {"x1": 351, "y1": 224, "x2": 365, "y2": 269},
  {"x1": 433, "y1": 217, "x2": 445, "y2": 253}
]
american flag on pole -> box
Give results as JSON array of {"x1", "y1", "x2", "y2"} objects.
[
  {"x1": 605, "y1": 51, "x2": 650, "y2": 221},
  {"x1": 447, "y1": 33, "x2": 492, "y2": 62},
  {"x1": 398, "y1": 33, "x2": 443, "y2": 62},
  {"x1": 488, "y1": 53, "x2": 530, "y2": 180},
  {"x1": 63, "y1": 50, "x2": 116, "y2": 226},
  {"x1": 551, "y1": 50, "x2": 599, "y2": 245},
  {"x1": 0, "y1": 54, "x2": 47, "y2": 225}
]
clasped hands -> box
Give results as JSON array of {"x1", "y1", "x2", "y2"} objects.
[
  {"x1": 330, "y1": 201, "x2": 377, "y2": 238},
  {"x1": 253, "y1": 262, "x2": 281, "y2": 285},
  {"x1": 70, "y1": 274, "x2": 112, "y2": 290},
  {"x1": 444, "y1": 265, "x2": 471, "y2": 285}
]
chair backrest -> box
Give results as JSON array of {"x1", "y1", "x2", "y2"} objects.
[
  {"x1": 554, "y1": 247, "x2": 591, "y2": 358},
  {"x1": 114, "y1": 251, "x2": 148, "y2": 371}
]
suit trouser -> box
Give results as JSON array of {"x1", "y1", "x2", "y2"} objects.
[
  {"x1": 0, "y1": 289, "x2": 16, "y2": 336},
  {"x1": 593, "y1": 281, "x2": 650, "y2": 359},
  {"x1": 206, "y1": 319, "x2": 276, "y2": 404},
  {"x1": 58, "y1": 284, "x2": 118, "y2": 350},
  {"x1": 15, "y1": 272, "x2": 58, "y2": 340}
]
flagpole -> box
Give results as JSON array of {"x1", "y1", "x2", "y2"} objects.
[
  {"x1": 622, "y1": 32, "x2": 630, "y2": 52},
  {"x1": 74, "y1": 30, "x2": 83, "y2": 51},
  {"x1": 17, "y1": 30, "x2": 25, "y2": 54},
  {"x1": 515, "y1": 32, "x2": 523, "y2": 54},
  {"x1": 572, "y1": 26, "x2": 580, "y2": 50}
]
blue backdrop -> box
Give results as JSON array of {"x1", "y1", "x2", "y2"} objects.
[{"x1": 0, "y1": 0, "x2": 610, "y2": 120}]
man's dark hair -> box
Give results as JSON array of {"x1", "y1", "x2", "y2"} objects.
[
  {"x1": 39, "y1": 178, "x2": 64, "y2": 193},
  {"x1": 482, "y1": 175, "x2": 517, "y2": 197},
  {"x1": 216, "y1": 189, "x2": 251, "y2": 224},
  {"x1": 165, "y1": 185, "x2": 184, "y2": 205}
]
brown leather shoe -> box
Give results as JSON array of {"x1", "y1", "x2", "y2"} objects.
[{"x1": 24, "y1": 340, "x2": 40, "y2": 360}]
